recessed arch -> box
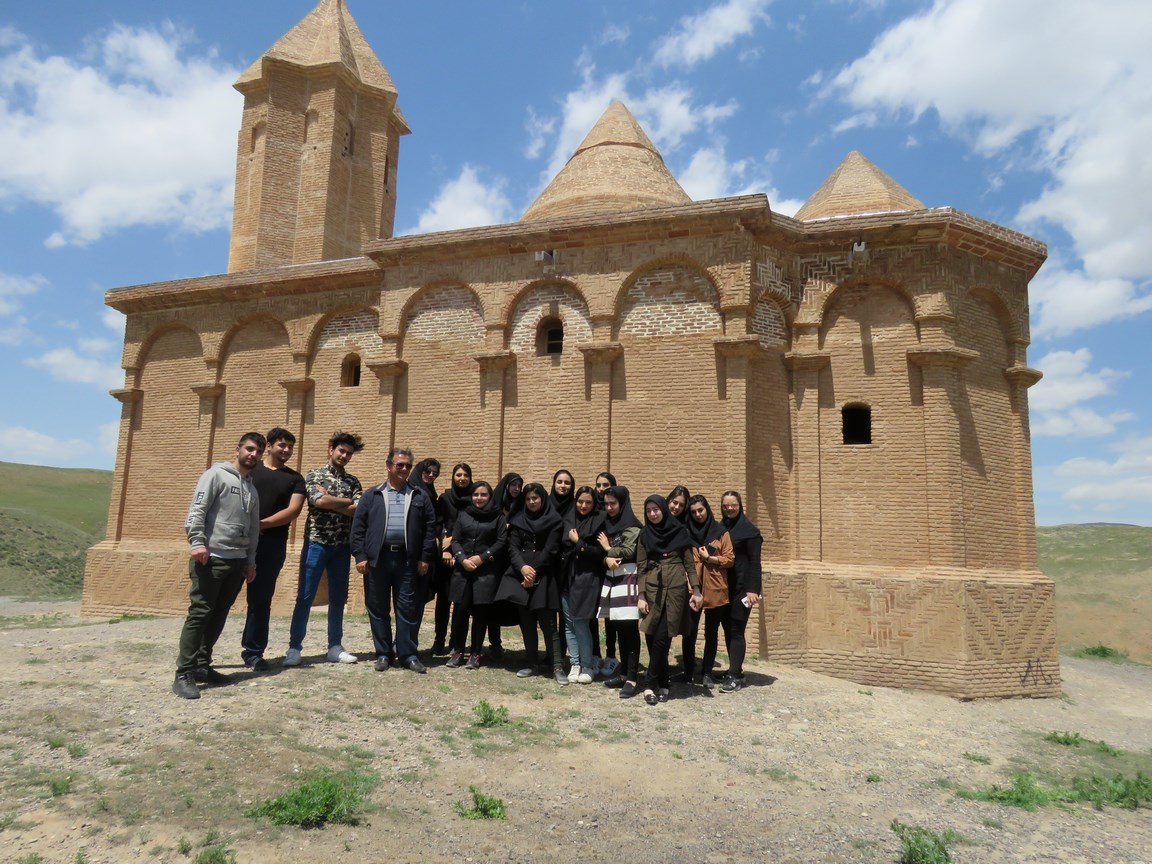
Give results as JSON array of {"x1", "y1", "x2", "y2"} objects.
[
  {"x1": 614, "y1": 258, "x2": 722, "y2": 340},
  {"x1": 306, "y1": 306, "x2": 384, "y2": 363},
  {"x1": 398, "y1": 282, "x2": 485, "y2": 355},
  {"x1": 507, "y1": 282, "x2": 592, "y2": 354}
]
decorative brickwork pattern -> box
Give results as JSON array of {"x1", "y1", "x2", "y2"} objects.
[
  {"x1": 316, "y1": 309, "x2": 384, "y2": 360},
  {"x1": 617, "y1": 265, "x2": 722, "y2": 338},
  {"x1": 403, "y1": 286, "x2": 484, "y2": 345},
  {"x1": 507, "y1": 284, "x2": 593, "y2": 353},
  {"x1": 751, "y1": 299, "x2": 788, "y2": 347}
]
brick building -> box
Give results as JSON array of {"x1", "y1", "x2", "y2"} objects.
[{"x1": 83, "y1": 0, "x2": 1060, "y2": 698}]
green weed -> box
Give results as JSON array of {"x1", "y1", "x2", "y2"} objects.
[
  {"x1": 957, "y1": 770, "x2": 1152, "y2": 810},
  {"x1": 472, "y1": 700, "x2": 510, "y2": 727},
  {"x1": 865, "y1": 773, "x2": 881, "y2": 783},
  {"x1": 17, "y1": 855, "x2": 45, "y2": 864},
  {"x1": 890, "y1": 820, "x2": 959, "y2": 864},
  {"x1": 245, "y1": 769, "x2": 376, "y2": 828},
  {"x1": 962, "y1": 752, "x2": 991, "y2": 764},
  {"x1": 1043, "y1": 731, "x2": 1083, "y2": 747},
  {"x1": 1072, "y1": 644, "x2": 1129, "y2": 662},
  {"x1": 48, "y1": 774, "x2": 73, "y2": 796},
  {"x1": 67, "y1": 742, "x2": 88, "y2": 759},
  {"x1": 192, "y1": 847, "x2": 235, "y2": 864},
  {"x1": 74, "y1": 849, "x2": 89, "y2": 864},
  {"x1": 177, "y1": 836, "x2": 192, "y2": 855},
  {"x1": 46, "y1": 734, "x2": 66, "y2": 749},
  {"x1": 453, "y1": 785, "x2": 506, "y2": 820}
]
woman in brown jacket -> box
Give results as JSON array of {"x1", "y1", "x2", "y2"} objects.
[
  {"x1": 686, "y1": 494, "x2": 734, "y2": 687},
  {"x1": 637, "y1": 495, "x2": 701, "y2": 704}
]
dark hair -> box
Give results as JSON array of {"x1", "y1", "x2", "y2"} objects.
[
  {"x1": 387, "y1": 446, "x2": 414, "y2": 464},
  {"x1": 329, "y1": 431, "x2": 364, "y2": 452},
  {"x1": 573, "y1": 485, "x2": 596, "y2": 504},
  {"x1": 595, "y1": 471, "x2": 617, "y2": 486},
  {"x1": 471, "y1": 480, "x2": 493, "y2": 497},
  {"x1": 423, "y1": 458, "x2": 441, "y2": 472},
  {"x1": 452, "y1": 462, "x2": 473, "y2": 479},
  {"x1": 721, "y1": 490, "x2": 744, "y2": 509},
  {"x1": 687, "y1": 493, "x2": 710, "y2": 521},
  {"x1": 667, "y1": 485, "x2": 691, "y2": 504},
  {"x1": 238, "y1": 432, "x2": 267, "y2": 449},
  {"x1": 552, "y1": 468, "x2": 575, "y2": 485},
  {"x1": 265, "y1": 427, "x2": 295, "y2": 445}
]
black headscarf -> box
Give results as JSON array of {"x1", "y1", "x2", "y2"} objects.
[
  {"x1": 686, "y1": 494, "x2": 726, "y2": 547},
  {"x1": 444, "y1": 462, "x2": 474, "y2": 517},
  {"x1": 411, "y1": 458, "x2": 439, "y2": 505},
  {"x1": 565, "y1": 486, "x2": 606, "y2": 543},
  {"x1": 549, "y1": 469, "x2": 576, "y2": 518},
  {"x1": 667, "y1": 485, "x2": 692, "y2": 525},
  {"x1": 720, "y1": 490, "x2": 761, "y2": 543},
  {"x1": 594, "y1": 471, "x2": 617, "y2": 506},
  {"x1": 464, "y1": 481, "x2": 501, "y2": 523},
  {"x1": 492, "y1": 472, "x2": 523, "y2": 517},
  {"x1": 602, "y1": 485, "x2": 641, "y2": 534},
  {"x1": 507, "y1": 482, "x2": 563, "y2": 534},
  {"x1": 640, "y1": 494, "x2": 693, "y2": 556}
]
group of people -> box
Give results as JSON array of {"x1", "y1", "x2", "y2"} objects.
[{"x1": 174, "y1": 430, "x2": 763, "y2": 707}]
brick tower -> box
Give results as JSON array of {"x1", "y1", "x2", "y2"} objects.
[{"x1": 227, "y1": 0, "x2": 409, "y2": 272}]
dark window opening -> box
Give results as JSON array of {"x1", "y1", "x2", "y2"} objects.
[
  {"x1": 842, "y1": 403, "x2": 871, "y2": 445},
  {"x1": 536, "y1": 317, "x2": 564, "y2": 355},
  {"x1": 341, "y1": 354, "x2": 362, "y2": 387}
]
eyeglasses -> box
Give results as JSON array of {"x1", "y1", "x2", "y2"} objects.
[{"x1": 392, "y1": 462, "x2": 413, "y2": 471}]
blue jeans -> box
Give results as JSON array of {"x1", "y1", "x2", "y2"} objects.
[
  {"x1": 241, "y1": 533, "x2": 287, "y2": 664},
  {"x1": 288, "y1": 541, "x2": 350, "y2": 651},
  {"x1": 561, "y1": 591, "x2": 593, "y2": 669},
  {"x1": 363, "y1": 549, "x2": 422, "y2": 662}
]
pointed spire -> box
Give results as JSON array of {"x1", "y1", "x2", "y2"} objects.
[
  {"x1": 794, "y1": 151, "x2": 923, "y2": 221},
  {"x1": 521, "y1": 101, "x2": 691, "y2": 222},
  {"x1": 235, "y1": 0, "x2": 398, "y2": 96}
]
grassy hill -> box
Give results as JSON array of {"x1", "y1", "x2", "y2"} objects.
[
  {"x1": 0, "y1": 461, "x2": 112, "y2": 598},
  {"x1": 0, "y1": 463, "x2": 1148, "y2": 660}
]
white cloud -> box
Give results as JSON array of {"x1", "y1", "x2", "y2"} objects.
[
  {"x1": 653, "y1": 0, "x2": 771, "y2": 68},
  {"x1": 827, "y1": 0, "x2": 1152, "y2": 329},
  {"x1": 0, "y1": 320, "x2": 31, "y2": 346},
  {"x1": 98, "y1": 421, "x2": 120, "y2": 456},
  {"x1": 407, "y1": 165, "x2": 514, "y2": 235},
  {"x1": 1054, "y1": 437, "x2": 1152, "y2": 508},
  {"x1": 0, "y1": 24, "x2": 239, "y2": 247},
  {"x1": 600, "y1": 24, "x2": 630, "y2": 46},
  {"x1": 102, "y1": 308, "x2": 126, "y2": 337},
  {"x1": 0, "y1": 425, "x2": 98, "y2": 465},
  {"x1": 1029, "y1": 348, "x2": 1132, "y2": 439},
  {"x1": 0, "y1": 272, "x2": 46, "y2": 317},
  {"x1": 523, "y1": 107, "x2": 555, "y2": 160},
  {"x1": 1030, "y1": 266, "x2": 1152, "y2": 339},
  {"x1": 25, "y1": 346, "x2": 123, "y2": 390}
]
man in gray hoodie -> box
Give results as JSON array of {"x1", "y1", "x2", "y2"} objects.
[{"x1": 173, "y1": 432, "x2": 266, "y2": 699}]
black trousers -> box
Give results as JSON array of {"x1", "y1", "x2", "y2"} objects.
[
  {"x1": 241, "y1": 533, "x2": 287, "y2": 664},
  {"x1": 519, "y1": 606, "x2": 562, "y2": 669},
  {"x1": 644, "y1": 608, "x2": 672, "y2": 689}
]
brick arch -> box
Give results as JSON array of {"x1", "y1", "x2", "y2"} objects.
[
  {"x1": 134, "y1": 322, "x2": 204, "y2": 373},
  {"x1": 307, "y1": 306, "x2": 385, "y2": 363},
  {"x1": 214, "y1": 316, "x2": 295, "y2": 462},
  {"x1": 506, "y1": 281, "x2": 593, "y2": 353},
  {"x1": 399, "y1": 283, "x2": 485, "y2": 353},
  {"x1": 800, "y1": 275, "x2": 919, "y2": 331},
  {"x1": 818, "y1": 282, "x2": 916, "y2": 350},
  {"x1": 614, "y1": 259, "x2": 722, "y2": 339},
  {"x1": 967, "y1": 284, "x2": 1024, "y2": 347},
  {"x1": 751, "y1": 293, "x2": 790, "y2": 348},
  {"x1": 216, "y1": 314, "x2": 290, "y2": 363}
]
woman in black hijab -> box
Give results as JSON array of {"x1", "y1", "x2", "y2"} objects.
[
  {"x1": 549, "y1": 469, "x2": 576, "y2": 519},
  {"x1": 593, "y1": 471, "x2": 617, "y2": 506},
  {"x1": 686, "y1": 494, "x2": 734, "y2": 687},
  {"x1": 560, "y1": 485, "x2": 606, "y2": 683},
  {"x1": 637, "y1": 494, "x2": 702, "y2": 704},
  {"x1": 431, "y1": 462, "x2": 472, "y2": 656},
  {"x1": 485, "y1": 471, "x2": 524, "y2": 660},
  {"x1": 596, "y1": 485, "x2": 643, "y2": 698},
  {"x1": 493, "y1": 472, "x2": 524, "y2": 516},
  {"x1": 496, "y1": 482, "x2": 566, "y2": 684},
  {"x1": 412, "y1": 459, "x2": 447, "y2": 654},
  {"x1": 591, "y1": 470, "x2": 619, "y2": 672},
  {"x1": 446, "y1": 481, "x2": 507, "y2": 669},
  {"x1": 716, "y1": 491, "x2": 762, "y2": 693},
  {"x1": 666, "y1": 485, "x2": 691, "y2": 524}
]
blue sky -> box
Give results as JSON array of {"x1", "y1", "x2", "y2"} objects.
[{"x1": 1, "y1": 0, "x2": 1149, "y2": 525}]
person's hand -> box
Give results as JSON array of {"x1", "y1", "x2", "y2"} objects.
[
  {"x1": 191, "y1": 547, "x2": 209, "y2": 565},
  {"x1": 697, "y1": 545, "x2": 711, "y2": 562},
  {"x1": 596, "y1": 531, "x2": 611, "y2": 550},
  {"x1": 355, "y1": 560, "x2": 368, "y2": 574},
  {"x1": 417, "y1": 561, "x2": 430, "y2": 577},
  {"x1": 462, "y1": 556, "x2": 480, "y2": 572},
  {"x1": 688, "y1": 591, "x2": 703, "y2": 612},
  {"x1": 605, "y1": 556, "x2": 621, "y2": 570},
  {"x1": 442, "y1": 551, "x2": 454, "y2": 565},
  {"x1": 244, "y1": 565, "x2": 257, "y2": 584},
  {"x1": 568, "y1": 528, "x2": 579, "y2": 543},
  {"x1": 746, "y1": 592, "x2": 760, "y2": 607},
  {"x1": 520, "y1": 565, "x2": 536, "y2": 580},
  {"x1": 637, "y1": 597, "x2": 649, "y2": 616}
]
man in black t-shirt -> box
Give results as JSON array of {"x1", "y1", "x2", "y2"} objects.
[{"x1": 242, "y1": 427, "x2": 306, "y2": 671}]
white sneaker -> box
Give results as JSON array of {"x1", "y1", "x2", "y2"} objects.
[
  {"x1": 601, "y1": 657, "x2": 620, "y2": 677},
  {"x1": 327, "y1": 645, "x2": 358, "y2": 664},
  {"x1": 568, "y1": 664, "x2": 581, "y2": 684},
  {"x1": 282, "y1": 648, "x2": 302, "y2": 667},
  {"x1": 577, "y1": 667, "x2": 594, "y2": 684}
]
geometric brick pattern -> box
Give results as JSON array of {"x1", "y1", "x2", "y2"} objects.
[
  {"x1": 317, "y1": 309, "x2": 384, "y2": 360},
  {"x1": 617, "y1": 265, "x2": 722, "y2": 337},
  {"x1": 508, "y1": 284, "x2": 593, "y2": 353},
  {"x1": 750, "y1": 297, "x2": 788, "y2": 347},
  {"x1": 403, "y1": 286, "x2": 484, "y2": 345}
]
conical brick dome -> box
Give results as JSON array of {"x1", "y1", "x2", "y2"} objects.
[{"x1": 794, "y1": 151, "x2": 922, "y2": 220}]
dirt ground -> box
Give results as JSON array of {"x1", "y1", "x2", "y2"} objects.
[{"x1": 1, "y1": 598, "x2": 1150, "y2": 864}]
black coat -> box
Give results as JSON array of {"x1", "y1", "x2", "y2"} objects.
[
  {"x1": 496, "y1": 521, "x2": 562, "y2": 611},
  {"x1": 727, "y1": 532, "x2": 763, "y2": 622},
  {"x1": 448, "y1": 511, "x2": 507, "y2": 605}
]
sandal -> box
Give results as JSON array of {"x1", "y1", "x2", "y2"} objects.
[{"x1": 643, "y1": 689, "x2": 657, "y2": 705}]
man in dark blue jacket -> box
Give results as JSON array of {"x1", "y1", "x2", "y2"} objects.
[{"x1": 351, "y1": 447, "x2": 438, "y2": 673}]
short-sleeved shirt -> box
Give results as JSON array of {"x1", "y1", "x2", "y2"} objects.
[
  {"x1": 304, "y1": 463, "x2": 362, "y2": 546},
  {"x1": 251, "y1": 463, "x2": 306, "y2": 541}
]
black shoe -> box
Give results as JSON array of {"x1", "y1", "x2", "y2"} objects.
[
  {"x1": 719, "y1": 675, "x2": 745, "y2": 693},
  {"x1": 404, "y1": 657, "x2": 428, "y2": 674},
  {"x1": 619, "y1": 681, "x2": 638, "y2": 699},
  {"x1": 193, "y1": 667, "x2": 231, "y2": 686},
  {"x1": 172, "y1": 673, "x2": 201, "y2": 700},
  {"x1": 643, "y1": 689, "x2": 658, "y2": 705},
  {"x1": 488, "y1": 644, "x2": 504, "y2": 662},
  {"x1": 603, "y1": 675, "x2": 625, "y2": 689},
  {"x1": 374, "y1": 656, "x2": 391, "y2": 672},
  {"x1": 430, "y1": 641, "x2": 448, "y2": 657},
  {"x1": 251, "y1": 658, "x2": 270, "y2": 673},
  {"x1": 553, "y1": 666, "x2": 569, "y2": 685}
]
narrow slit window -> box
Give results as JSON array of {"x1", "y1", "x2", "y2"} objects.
[
  {"x1": 842, "y1": 403, "x2": 872, "y2": 445},
  {"x1": 537, "y1": 317, "x2": 564, "y2": 355},
  {"x1": 341, "y1": 353, "x2": 362, "y2": 387}
]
